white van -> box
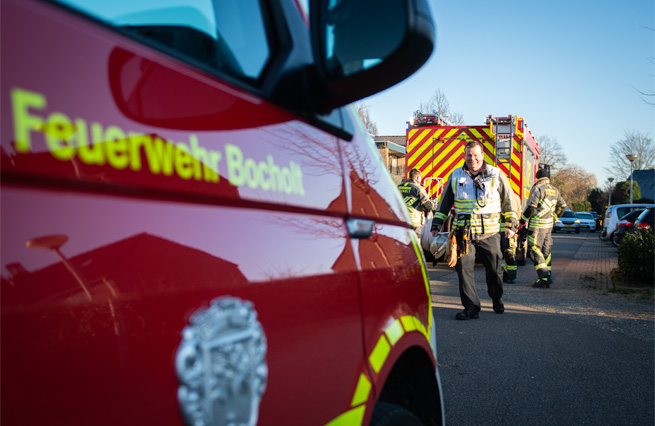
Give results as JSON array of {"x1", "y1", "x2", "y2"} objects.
[{"x1": 600, "y1": 204, "x2": 655, "y2": 241}]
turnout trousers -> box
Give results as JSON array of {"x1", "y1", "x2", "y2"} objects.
[
  {"x1": 527, "y1": 228, "x2": 552, "y2": 279},
  {"x1": 455, "y1": 233, "x2": 504, "y2": 310},
  {"x1": 501, "y1": 235, "x2": 518, "y2": 281}
]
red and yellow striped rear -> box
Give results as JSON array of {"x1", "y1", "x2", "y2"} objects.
[{"x1": 405, "y1": 117, "x2": 540, "y2": 208}]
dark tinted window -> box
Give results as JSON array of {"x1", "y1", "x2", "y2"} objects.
[
  {"x1": 562, "y1": 211, "x2": 575, "y2": 218},
  {"x1": 53, "y1": 0, "x2": 272, "y2": 84},
  {"x1": 620, "y1": 210, "x2": 644, "y2": 221},
  {"x1": 637, "y1": 208, "x2": 654, "y2": 224}
]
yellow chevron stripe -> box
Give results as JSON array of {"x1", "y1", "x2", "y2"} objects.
[
  {"x1": 408, "y1": 128, "x2": 432, "y2": 152},
  {"x1": 408, "y1": 131, "x2": 434, "y2": 167},
  {"x1": 510, "y1": 177, "x2": 520, "y2": 195},
  {"x1": 434, "y1": 145, "x2": 465, "y2": 178}
]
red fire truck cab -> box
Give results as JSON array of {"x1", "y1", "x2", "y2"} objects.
[{"x1": 1, "y1": 0, "x2": 445, "y2": 425}]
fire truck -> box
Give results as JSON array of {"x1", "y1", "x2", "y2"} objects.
[
  {"x1": 1, "y1": 0, "x2": 445, "y2": 425},
  {"x1": 406, "y1": 112, "x2": 541, "y2": 264}
]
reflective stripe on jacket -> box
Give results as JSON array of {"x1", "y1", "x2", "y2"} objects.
[
  {"x1": 522, "y1": 177, "x2": 567, "y2": 230},
  {"x1": 434, "y1": 164, "x2": 516, "y2": 237}
]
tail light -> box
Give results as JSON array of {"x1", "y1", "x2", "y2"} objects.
[{"x1": 635, "y1": 222, "x2": 651, "y2": 229}]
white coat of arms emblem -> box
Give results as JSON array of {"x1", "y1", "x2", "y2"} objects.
[{"x1": 175, "y1": 297, "x2": 268, "y2": 426}]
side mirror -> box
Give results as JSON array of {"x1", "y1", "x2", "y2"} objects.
[{"x1": 309, "y1": 0, "x2": 435, "y2": 112}]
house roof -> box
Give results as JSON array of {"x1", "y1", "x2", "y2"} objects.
[
  {"x1": 632, "y1": 169, "x2": 655, "y2": 200},
  {"x1": 375, "y1": 135, "x2": 407, "y2": 154},
  {"x1": 376, "y1": 135, "x2": 406, "y2": 146}
]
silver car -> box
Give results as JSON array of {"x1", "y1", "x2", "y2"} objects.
[
  {"x1": 554, "y1": 210, "x2": 580, "y2": 233},
  {"x1": 575, "y1": 212, "x2": 597, "y2": 232}
]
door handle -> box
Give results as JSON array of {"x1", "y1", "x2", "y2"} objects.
[{"x1": 346, "y1": 218, "x2": 374, "y2": 239}]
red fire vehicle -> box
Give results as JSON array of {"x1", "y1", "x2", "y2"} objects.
[
  {"x1": 1, "y1": 0, "x2": 444, "y2": 425},
  {"x1": 407, "y1": 112, "x2": 542, "y2": 263}
]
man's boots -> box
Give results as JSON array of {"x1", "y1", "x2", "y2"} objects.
[{"x1": 531, "y1": 272, "x2": 552, "y2": 288}]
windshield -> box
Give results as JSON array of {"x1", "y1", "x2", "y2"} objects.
[
  {"x1": 53, "y1": 0, "x2": 271, "y2": 82},
  {"x1": 562, "y1": 211, "x2": 575, "y2": 218},
  {"x1": 575, "y1": 213, "x2": 593, "y2": 219}
]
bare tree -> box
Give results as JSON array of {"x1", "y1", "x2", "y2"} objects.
[
  {"x1": 633, "y1": 25, "x2": 655, "y2": 107},
  {"x1": 354, "y1": 102, "x2": 378, "y2": 136},
  {"x1": 605, "y1": 130, "x2": 655, "y2": 180},
  {"x1": 417, "y1": 89, "x2": 465, "y2": 125},
  {"x1": 551, "y1": 164, "x2": 597, "y2": 204},
  {"x1": 536, "y1": 135, "x2": 567, "y2": 171}
]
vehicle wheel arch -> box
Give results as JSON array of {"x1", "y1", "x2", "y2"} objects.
[{"x1": 376, "y1": 346, "x2": 444, "y2": 426}]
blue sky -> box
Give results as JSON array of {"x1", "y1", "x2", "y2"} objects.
[{"x1": 364, "y1": 0, "x2": 654, "y2": 189}]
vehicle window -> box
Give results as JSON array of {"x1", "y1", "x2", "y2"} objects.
[
  {"x1": 562, "y1": 211, "x2": 575, "y2": 218},
  {"x1": 638, "y1": 209, "x2": 654, "y2": 222},
  {"x1": 617, "y1": 207, "x2": 630, "y2": 218},
  {"x1": 576, "y1": 213, "x2": 593, "y2": 219},
  {"x1": 53, "y1": 0, "x2": 272, "y2": 83}
]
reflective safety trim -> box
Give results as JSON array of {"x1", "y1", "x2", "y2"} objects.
[
  {"x1": 385, "y1": 319, "x2": 404, "y2": 345},
  {"x1": 351, "y1": 374, "x2": 372, "y2": 407},
  {"x1": 535, "y1": 262, "x2": 547, "y2": 270},
  {"x1": 401, "y1": 315, "x2": 417, "y2": 332},
  {"x1": 369, "y1": 336, "x2": 391, "y2": 373},
  {"x1": 324, "y1": 405, "x2": 366, "y2": 426},
  {"x1": 435, "y1": 211, "x2": 448, "y2": 221},
  {"x1": 404, "y1": 195, "x2": 418, "y2": 207},
  {"x1": 408, "y1": 231, "x2": 432, "y2": 340}
]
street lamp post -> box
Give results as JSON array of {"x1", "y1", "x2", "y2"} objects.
[
  {"x1": 608, "y1": 177, "x2": 614, "y2": 208},
  {"x1": 626, "y1": 154, "x2": 638, "y2": 204}
]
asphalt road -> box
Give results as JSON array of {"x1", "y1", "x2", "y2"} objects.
[{"x1": 429, "y1": 231, "x2": 654, "y2": 426}]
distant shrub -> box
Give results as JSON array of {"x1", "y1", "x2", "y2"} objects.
[{"x1": 618, "y1": 227, "x2": 654, "y2": 286}]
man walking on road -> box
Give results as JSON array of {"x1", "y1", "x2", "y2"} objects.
[
  {"x1": 519, "y1": 167, "x2": 567, "y2": 288},
  {"x1": 431, "y1": 141, "x2": 517, "y2": 320},
  {"x1": 398, "y1": 168, "x2": 435, "y2": 235}
]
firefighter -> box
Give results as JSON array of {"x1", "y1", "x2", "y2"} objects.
[
  {"x1": 501, "y1": 191, "x2": 522, "y2": 284},
  {"x1": 430, "y1": 141, "x2": 517, "y2": 320},
  {"x1": 398, "y1": 168, "x2": 435, "y2": 234},
  {"x1": 519, "y1": 168, "x2": 567, "y2": 288}
]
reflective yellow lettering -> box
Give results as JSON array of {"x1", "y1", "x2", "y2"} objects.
[
  {"x1": 267, "y1": 155, "x2": 279, "y2": 191},
  {"x1": 77, "y1": 119, "x2": 105, "y2": 165},
  {"x1": 280, "y1": 168, "x2": 292, "y2": 194},
  {"x1": 12, "y1": 88, "x2": 45, "y2": 153},
  {"x1": 226, "y1": 144, "x2": 244, "y2": 186},
  {"x1": 175, "y1": 142, "x2": 193, "y2": 180},
  {"x1": 258, "y1": 161, "x2": 270, "y2": 190},
  {"x1": 291, "y1": 162, "x2": 305, "y2": 195},
  {"x1": 146, "y1": 137, "x2": 175, "y2": 176},
  {"x1": 44, "y1": 112, "x2": 75, "y2": 160},
  {"x1": 244, "y1": 158, "x2": 260, "y2": 189},
  {"x1": 104, "y1": 126, "x2": 128, "y2": 170},
  {"x1": 128, "y1": 132, "x2": 150, "y2": 171},
  {"x1": 206, "y1": 150, "x2": 221, "y2": 182},
  {"x1": 189, "y1": 135, "x2": 207, "y2": 181}
]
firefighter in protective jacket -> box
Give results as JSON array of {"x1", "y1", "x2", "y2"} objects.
[
  {"x1": 519, "y1": 168, "x2": 567, "y2": 288},
  {"x1": 398, "y1": 168, "x2": 435, "y2": 233},
  {"x1": 430, "y1": 141, "x2": 517, "y2": 320}
]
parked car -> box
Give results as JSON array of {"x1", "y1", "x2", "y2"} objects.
[
  {"x1": 1, "y1": 0, "x2": 445, "y2": 425},
  {"x1": 610, "y1": 209, "x2": 645, "y2": 247},
  {"x1": 575, "y1": 212, "x2": 596, "y2": 232},
  {"x1": 600, "y1": 204, "x2": 655, "y2": 241},
  {"x1": 634, "y1": 207, "x2": 654, "y2": 230},
  {"x1": 554, "y1": 210, "x2": 580, "y2": 233},
  {"x1": 589, "y1": 211, "x2": 601, "y2": 228}
]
